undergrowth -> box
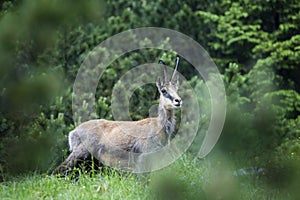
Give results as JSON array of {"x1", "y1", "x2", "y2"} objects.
[{"x1": 0, "y1": 154, "x2": 293, "y2": 200}]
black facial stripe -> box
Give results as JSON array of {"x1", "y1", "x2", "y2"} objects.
[{"x1": 163, "y1": 92, "x2": 174, "y2": 101}]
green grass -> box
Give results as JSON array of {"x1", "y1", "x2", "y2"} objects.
[
  {"x1": 0, "y1": 154, "x2": 293, "y2": 200},
  {"x1": 0, "y1": 171, "x2": 148, "y2": 200}
]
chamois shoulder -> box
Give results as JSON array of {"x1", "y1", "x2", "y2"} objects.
[{"x1": 135, "y1": 117, "x2": 158, "y2": 126}]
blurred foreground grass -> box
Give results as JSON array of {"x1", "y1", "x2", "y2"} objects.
[{"x1": 0, "y1": 154, "x2": 292, "y2": 200}]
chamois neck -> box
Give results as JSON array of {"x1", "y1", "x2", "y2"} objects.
[{"x1": 157, "y1": 103, "x2": 175, "y2": 136}]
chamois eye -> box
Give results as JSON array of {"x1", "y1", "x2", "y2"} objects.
[{"x1": 161, "y1": 89, "x2": 167, "y2": 94}]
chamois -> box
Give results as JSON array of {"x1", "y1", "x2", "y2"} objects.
[{"x1": 53, "y1": 57, "x2": 182, "y2": 175}]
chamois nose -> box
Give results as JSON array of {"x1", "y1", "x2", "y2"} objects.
[{"x1": 174, "y1": 98, "x2": 182, "y2": 107}]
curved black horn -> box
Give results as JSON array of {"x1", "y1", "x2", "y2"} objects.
[
  {"x1": 171, "y1": 56, "x2": 180, "y2": 81},
  {"x1": 158, "y1": 58, "x2": 168, "y2": 83},
  {"x1": 158, "y1": 58, "x2": 166, "y2": 65}
]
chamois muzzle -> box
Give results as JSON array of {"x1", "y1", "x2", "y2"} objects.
[{"x1": 174, "y1": 98, "x2": 182, "y2": 107}]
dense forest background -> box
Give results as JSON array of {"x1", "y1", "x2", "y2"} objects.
[{"x1": 0, "y1": 0, "x2": 299, "y2": 197}]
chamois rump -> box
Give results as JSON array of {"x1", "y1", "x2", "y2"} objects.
[{"x1": 53, "y1": 57, "x2": 182, "y2": 175}]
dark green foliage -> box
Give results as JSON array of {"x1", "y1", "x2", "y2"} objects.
[
  {"x1": 194, "y1": 1, "x2": 300, "y2": 191},
  {"x1": 0, "y1": 0, "x2": 104, "y2": 177}
]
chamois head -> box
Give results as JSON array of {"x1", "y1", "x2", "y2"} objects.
[{"x1": 156, "y1": 57, "x2": 182, "y2": 110}]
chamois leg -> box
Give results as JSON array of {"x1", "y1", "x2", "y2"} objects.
[{"x1": 52, "y1": 144, "x2": 90, "y2": 176}]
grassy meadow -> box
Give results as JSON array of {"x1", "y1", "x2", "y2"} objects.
[{"x1": 0, "y1": 154, "x2": 291, "y2": 200}]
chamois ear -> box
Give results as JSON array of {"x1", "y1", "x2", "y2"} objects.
[
  {"x1": 163, "y1": 65, "x2": 169, "y2": 83},
  {"x1": 156, "y1": 77, "x2": 163, "y2": 89}
]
